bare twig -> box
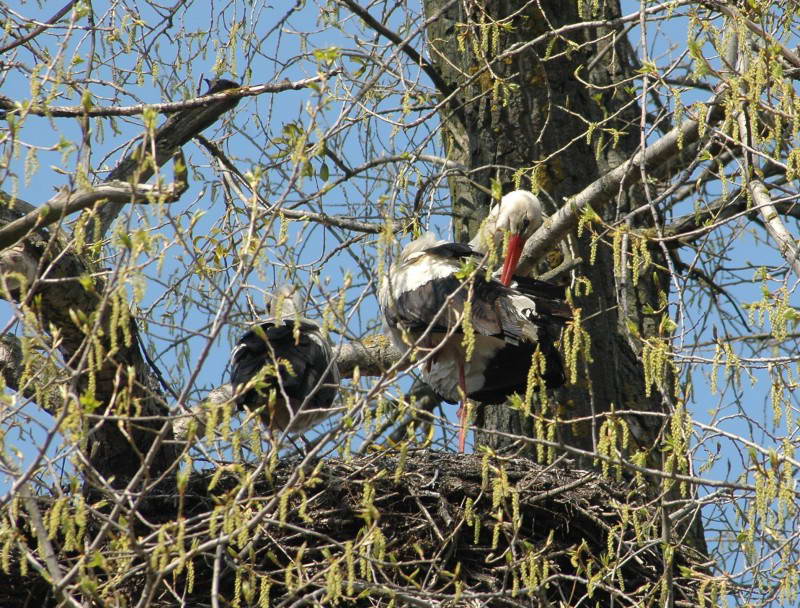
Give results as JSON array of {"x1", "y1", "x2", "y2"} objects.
[
  {"x1": 338, "y1": 0, "x2": 457, "y2": 103},
  {"x1": 0, "y1": 1, "x2": 78, "y2": 55},
  {"x1": 702, "y1": 1, "x2": 800, "y2": 69},
  {"x1": 197, "y1": 135, "x2": 389, "y2": 234}
]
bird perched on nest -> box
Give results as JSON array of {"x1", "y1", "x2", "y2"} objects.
[
  {"x1": 379, "y1": 191, "x2": 569, "y2": 451},
  {"x1": 230, "y1": 288, "x2": 339, "y2": 433}
]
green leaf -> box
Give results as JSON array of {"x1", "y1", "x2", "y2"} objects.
[
  {"x1": 312, "y1": 46, "x2": 340, "y2": 64},
  {"x1": 80, "y1": 393, "x2": 101, "y2": 412},
  {"x1": 490, "y1": 178, "x2": 502, "y2": 201}
]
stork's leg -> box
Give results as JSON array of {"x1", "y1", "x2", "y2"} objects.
[{"x1": 457, "y1": 361, "x2": 468, "y2": 453}]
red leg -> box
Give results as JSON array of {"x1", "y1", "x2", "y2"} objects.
[{"x1": 457, "y1": 361, "x2": 468, "y2": 452}]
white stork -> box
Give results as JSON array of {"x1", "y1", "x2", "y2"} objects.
[
  {"x1": 380, "y1": 194, "x2": 568, "y2": 451},
  {"x1": 230, "y1": 289, "x2": 339, "y2": 433}
]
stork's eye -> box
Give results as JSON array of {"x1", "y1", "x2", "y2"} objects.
[{"x1": 521, "y1": 218, "x2": 531, "y2": 230}]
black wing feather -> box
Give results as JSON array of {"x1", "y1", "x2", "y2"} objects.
[
  {"x1": 423, "y1": 242, "x2": 481, "y2": 260},
  {"x1": 385, "y1": 275, "x2": 466, "y2": 334},
  {"x1": 387, "y1": 274, "x2": 530, "y2": 343},
  {"x1": 230, "y1": 320, "x2": 336, "y2": 412},
  {"x1": 513, "y1": 276, "x2": 566, "y2": 300},
  {"x1": 385, "y1": 265, "x2": 568, "y2": 392}
]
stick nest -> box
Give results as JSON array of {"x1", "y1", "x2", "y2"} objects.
[{"x1": 1, "y1": 451, "x2": 708, "y2": 607}]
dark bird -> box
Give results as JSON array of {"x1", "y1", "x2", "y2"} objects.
[
  {"x1": 379, "y1": 192, "x2": 567, "y2": 452},
  {"x1": 230, "y1": 289, "x2": 339, "y2": 433}
]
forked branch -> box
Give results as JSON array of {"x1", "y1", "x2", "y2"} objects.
[{"x1": 516, "y1": 97, "x2": 725, "y2": 275}]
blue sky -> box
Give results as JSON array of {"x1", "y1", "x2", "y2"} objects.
[{"x1": 2, "y1": 2, "x2": 800, "y2": 602}]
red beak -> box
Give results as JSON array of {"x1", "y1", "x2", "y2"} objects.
[{"x1": 500, "y1": 233, "x2": 524, "y2": 286}]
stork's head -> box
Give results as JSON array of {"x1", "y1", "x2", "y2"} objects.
[
  {"x1": 492, "y1": 190, "x2": 543, "y2": 286},
  {"x1": 267, "y1": 285, "x2": 302, "y2": 321},
  {"x1": 494, "y1": 190, "x2": 543, "y2": 240}
]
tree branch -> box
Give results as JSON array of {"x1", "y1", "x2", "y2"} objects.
[
  {"x1": 0, "y1": 335, "x2": 66, "y2": 414},
  {"x1": 176, "y1": 335, "x2": 410, "y2": 444},
  {"x1": 0, "y1": 335, "x2": 25, "y2": 394},
  {"x1": 702, "y1": 1, "x2": 800, "y2": 70},
  {"x1": 338, "y1": 0, "x2": 456, "y2": 102},
  {"x1": 0, "y1": 177, "x2": 186, "y2": 251},
  {"x1": 0, "y1": 72, "x2": 339, "y2": 119},
  {"x1": 0, "y1": 0, "x2": 78, "y2": 55},
  {"x1": 516, "y1": 97, "x2": 724, "y2": 275},
  {"x1": 335, "y1": 335, "x2": 406, "y2": 378},
  {"x1": 750, "y1": 180, "x2": 800, "y2": 277},
  {"x1": 93, "y1": 78, "x2": 242, "y2": 239},
  {"x1": 657, "y1": 178, "x2": 800, "y2": 246},
  {"x1": 729, "y1": 36, "x2": 800, "y2": 279}
]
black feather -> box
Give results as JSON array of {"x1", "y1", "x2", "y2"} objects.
[
  {"x1": 386, "y1": 275, "x2": 538, "y2": 345},
  {"x1": 230, "y1": 320, "x2": 338, "y2": 430},
  {"x1": 513, "y1": 276, "x2": 566, "y2": 300},
  {"x1": 467, "y1": 341, "x2": 565, "y2": 404},
  {"x1": 423, "y1": 242, "x2": 481, "y2": 260}
]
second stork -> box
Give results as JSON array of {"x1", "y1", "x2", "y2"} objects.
[{"x1": 231, "y1": 289, "x2": 339, "y2": 434}]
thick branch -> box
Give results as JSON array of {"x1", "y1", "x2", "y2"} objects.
[
  {"x1": 0, "y1": 335, "x2": 65, "y2": 414},
  {"x1": 175, "y1": 336, "x2": 407, "y2": 442},
  {"x1": 335, "y1": 335, "x2": 406, "y2": 377},
  {"x1": 0, "y1": 179, "x2": 186, "y2": 251},
  {"x1": 517, "y1": 98, "x2": 723, "y2": 275},
  {"x1": 0, "y1": 335, "x2": 24, "y2": 393},
  {"x1": 95, "y1": 78, "x2": 242, "y2": 239},
  {"x1": 0, "y1": 242, "x2": 38, "y2": 293},
  {"x1": 751, "y1": 180, "x2": 800, "y2": 277}
]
